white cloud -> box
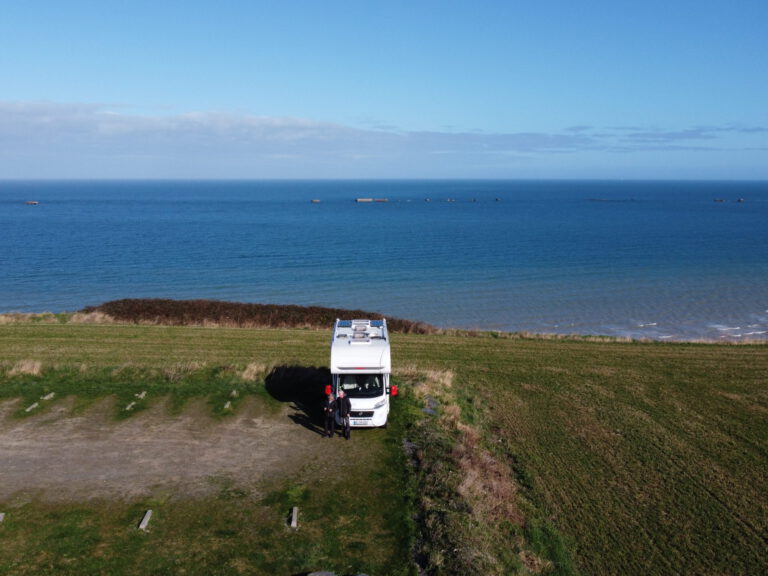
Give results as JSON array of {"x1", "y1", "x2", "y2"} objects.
[{"x1": 0, "y1": 101, "x2": 766, "y2": 178}]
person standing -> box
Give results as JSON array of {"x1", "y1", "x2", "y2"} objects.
[
  {"x1": 323, "y1": 393, "x2": 337, "y2": 438},
  {"x1": 337, "y1": 389, "x2": 352, "y2": 440}
]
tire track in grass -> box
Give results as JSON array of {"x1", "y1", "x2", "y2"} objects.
[
  {"x1": 615, "y1": 402, "x2": 767, "y2": 573},
  {"x1": 523, "y1": 406, "x2": 680, "y2": 576},
  {"x1": 648, "y1": 434, "x2": 768, "y2": 550}
]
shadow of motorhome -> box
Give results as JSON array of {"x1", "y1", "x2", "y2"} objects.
[{"x1": 265, "y1": 365, "x2": 330, "y2": 434}]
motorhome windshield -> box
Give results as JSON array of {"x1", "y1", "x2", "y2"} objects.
[{"x1": 338, "y1": 374, "x2": 384, "y2": 398}]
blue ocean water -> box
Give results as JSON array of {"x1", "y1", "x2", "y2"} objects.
[{"x1": 2, "y1": 180, "x2": 767, "y2": 341}]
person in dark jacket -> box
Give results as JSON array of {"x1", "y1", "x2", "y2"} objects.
[
  {"x1": 337, "y1": 389, "x2": 352, "y2": 440},
  {"x1": 323, "y1": 393, "x2": 337, "y2": 438}
]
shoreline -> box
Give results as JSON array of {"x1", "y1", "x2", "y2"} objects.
[{"x1": 2, "y1": 308, "x2": 766, "y2": 345}]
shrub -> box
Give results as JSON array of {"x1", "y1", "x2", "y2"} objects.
[{"x1": 81, "y1": 299, "x2": 436, "y2": 333}]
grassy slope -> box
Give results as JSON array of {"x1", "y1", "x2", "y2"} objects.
[
  {"x1": 1, "y1": 324, "x2": 767, "y2": 575},
  {"x1": 0, "y1": 323, "x2": 325, "y2": 368},
  {"x1": 408, "y1": 334, "x2": 768, "y2": 575}
]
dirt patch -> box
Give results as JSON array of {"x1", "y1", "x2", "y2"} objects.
[{"x1": 0, "y1": 396, "x2": 326, "y2": 502}]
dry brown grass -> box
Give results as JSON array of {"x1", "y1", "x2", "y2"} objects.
[
  {"x1": 514, "y1": 330, "x2": 636, "y2": 343},
  {"x1": 8, "y1": 359, "x2": 43, "y2": 377},
  {"x1": 241, "y1": 362, "x2": 269, "y2": 382},
  {"x1": 69, "y1": 311, "x2": 115, "y2": 324},
  {"x1": 163, "y1": 361, "x2": 206, "y2": 381},
  {"x1": 519, "y1": 550, "x2": 553, "y2": 574},
  {"x1": 454, "y1": 421, "x2": 523, "y2": 526},
  {"x1": 0, "y1": 313, "x2": 59, "y2": 325},
  {"x1": 400, "y1": 365, "x2": 454, "y2": 398}
]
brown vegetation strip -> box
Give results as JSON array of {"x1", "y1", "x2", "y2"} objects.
[{"x1": 82, "y1": 298, "x2": 436, "y2": 333}]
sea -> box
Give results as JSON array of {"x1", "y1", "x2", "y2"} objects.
[{"x1": 2, "y1": 180, "x2": 767, "y2": 342}]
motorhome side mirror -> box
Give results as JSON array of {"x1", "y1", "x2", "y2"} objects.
[{"x1": 391, "y1": 385, "x2": 398, "y2": 396}]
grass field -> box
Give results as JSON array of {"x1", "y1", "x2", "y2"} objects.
[
  {"x1": 403, "y1": 333, "x2": 768, "y2": 575},
  {"x1": 0, "y1": 324, "x2": 414, "y2": 575},
  {"x1": 1, "y1": 321, "x2": 767, "y2": 575}
]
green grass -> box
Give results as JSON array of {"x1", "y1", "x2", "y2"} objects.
[
  {"x1": 421, "y1": 335, "x2": 768, "y2": 575},
  {"x1": 0, "y1": 323, "x2": 329, "y2": 368},
  {"x1": 1, "y1": 470, "x2": 412, "y2": 576},
  {"x1": 1, "y1": 324, "x2": 767, "y2": 575},
  {"x1": 1, "y1": 365, "x2": 277, "y2": 418}
]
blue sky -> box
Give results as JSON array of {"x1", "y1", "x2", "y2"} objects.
[{"x1": 1, "y1": 0, "x2": 767, "y2": 179}]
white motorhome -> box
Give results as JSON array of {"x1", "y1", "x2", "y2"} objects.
[{"x1": 330, "y1": 318, "x2": 393, "y2": 428}]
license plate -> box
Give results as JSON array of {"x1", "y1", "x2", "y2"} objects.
[{"x1": 352, "y1": 420, "x2": 367, "y2": 426}]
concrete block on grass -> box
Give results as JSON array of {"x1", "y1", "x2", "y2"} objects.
[{"x1": 138, "y1": 509, "x2": 153, "y2": 531}]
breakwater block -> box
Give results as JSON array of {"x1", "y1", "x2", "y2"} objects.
[
  {"x1": 138, "y1": 510, "x2": 153, "y2": 531},
  {"x1": 290, "y1": 506, "x2": 299, "y2": 529}
]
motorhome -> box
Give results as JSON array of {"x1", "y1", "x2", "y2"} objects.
[{"x1": 329, "y1": 318, "x2": 394, "y2": 428}]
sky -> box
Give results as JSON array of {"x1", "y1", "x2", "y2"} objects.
[{"x1": 1, "y1": 0, "x2": 767, "y2": 180}]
